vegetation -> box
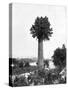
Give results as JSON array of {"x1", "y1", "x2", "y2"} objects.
[
  {"x1": 30, "y1": 16, "x2": 53, "y2": 68},
  {"x1": 52, "y1": 44, "x2": 66, "y2": 70},
  {"x1": 9, "y1": 16, "x2": 66, "y2": 86},
  {"x1": 10, "y1": 66, "x2": 66, "y2": 86},
  {"x1": 9, "y1": 44, "x2": 66, "y2": 86}
]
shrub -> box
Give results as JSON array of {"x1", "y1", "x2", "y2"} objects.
[{"x1": 14, "y1": 76, "x2": 28, "y2": 86}]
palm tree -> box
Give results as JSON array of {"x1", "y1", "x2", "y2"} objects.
[{"x1": 30, "y1": 16, "x2": 53, "y2": 68}]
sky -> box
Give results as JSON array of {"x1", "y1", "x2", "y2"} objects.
[{"x1": 12, "y1": 3, "x2": 66, "y2": 59}]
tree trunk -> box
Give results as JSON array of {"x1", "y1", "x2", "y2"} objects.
[{"x1": 37, "y1": 39, "x2": 44, "y2": 68}]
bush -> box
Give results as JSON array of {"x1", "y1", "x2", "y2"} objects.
[
  {"x1": 13, "y1": 76, "x2": 28, "y2": 86},
  {"x1": 52, "y1": 44, "x2": 66, "y2": 69}
]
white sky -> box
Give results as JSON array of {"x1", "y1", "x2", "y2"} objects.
[{"x1": 12, "y1": 3, "x2": 66, "y2": 59}]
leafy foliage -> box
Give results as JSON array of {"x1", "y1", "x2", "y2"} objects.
[
  {"x1": 30, "y1": 16, "x2": 53, "y2": 41},
  {"x1": 18, "y1": 61, "x2": 24, "y2": 68},
  {"x1": 25, "y1": 62, "x2": 30, "y2": 67},
  {"x1": 10, "y1": 57, "x2": 66, "y2": 86},
  {"x1": 52, "y1": 44, "x2": 66, "y2": 69},
  {"x1": 11, "y1": 68, "x2": 66, "y2": 86},
  {"x1": 14, "y1": 76, "x2": 28, "y2": 86},
  {"x1": 44, "y1": 60, "x2": 49, "y2": 68}
]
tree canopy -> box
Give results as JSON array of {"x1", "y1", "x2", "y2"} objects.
[
  {"x1": 52, "y1": 44, "x2": 66, "y2": 69},
  {"x1": 30, "y1": 16, "x2": 53, "y2": 41}
]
